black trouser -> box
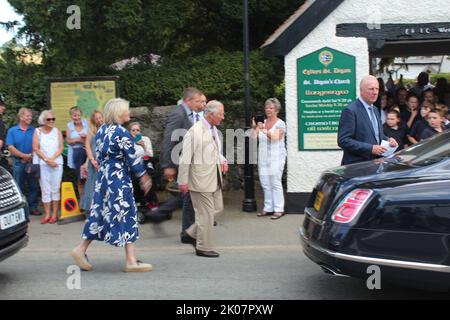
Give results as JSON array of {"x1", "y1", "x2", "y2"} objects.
[
  {"x1": 132, "y1": 177, "x2": 159, "y2": 205},
  {"x1": 181, "y1": 192, "x2": 195, "y2": 233}
]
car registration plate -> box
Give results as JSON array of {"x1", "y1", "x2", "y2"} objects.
[
  {"x1": 314, "y1": 191, "x2": 324, "y2": 212},
  {"x1": 0, "y1": 208, "x2": 26, "y2": 230}
]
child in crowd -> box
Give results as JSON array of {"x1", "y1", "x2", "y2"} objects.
[
  {"x1": 419, "y1": 109, "x2": 446, "y2": 141},
  {"x1": 422, "y1": 88, "x2": 435, "y2": 105},
  {"x1": 407, "y1": 101, "x2": 433, "y2": 145},
  {"x1": 383, "y1": 110, "x2": 408, "y2": 150},
  {"x1": 401, "y1": 94, "x2": 420, "y2": 129},
  {"x1": 435, "y1": 104, "x2": 450, "y2": 128}
]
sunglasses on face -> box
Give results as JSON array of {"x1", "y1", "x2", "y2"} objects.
[
  {"x1": 46, "y1": 118, "x2": 56, "y2": 121},
  {"x1": 131, "y1": 128, "x2": 140, "y2": 132}
]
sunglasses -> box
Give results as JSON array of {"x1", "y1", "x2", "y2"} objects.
[{"x1": 46, "y1": 118, "x2": 56, "y2": 121}]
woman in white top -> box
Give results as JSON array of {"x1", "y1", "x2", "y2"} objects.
[
  {"x1": 32, "y1": 110, "x2": 64, "y2": 224},
  {"x1": 129, "y1": 122, "x2": 153, "y2": 159},
  {"x1": 66, "y1": 106, "x2": 88, "y2": 199},
  {"x1": 129, "y1": 122, "x2": 158, "y2": 208},
  {"x1": 252, "y1": 98, "x2": 287, "y2": 220}
]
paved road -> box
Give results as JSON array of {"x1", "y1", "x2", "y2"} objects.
[{"x1": 1, "y1": 191, "x2": 449, "y2": 300}]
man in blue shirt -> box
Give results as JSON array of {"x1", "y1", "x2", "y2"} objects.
[{"x1": 6, "y1": 108, "x2": 40, "y2": 215}]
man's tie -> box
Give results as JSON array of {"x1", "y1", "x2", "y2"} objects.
[
  {"x1": 368, "y1": 106, "x2": 380, "y2": 144},
  {"x1": 195, "y1": 113, "x2": 200, "y2": 122}
]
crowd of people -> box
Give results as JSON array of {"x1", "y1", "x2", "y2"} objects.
[
  {"x1": 5, "y1": 70, "x2": 444, "y2": 271},
  {"x1": 376, "y1": 72, "x2": 450, "y2": 151},
  {"x1": 338, "y1": 73, "x2": 450, "y2": 166},
  {"x1": 0, "y1": 87, "x2": 288, "y2": 272}
]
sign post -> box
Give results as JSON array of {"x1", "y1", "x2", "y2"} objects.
[
  {"x1": 297, "y1": 47, "x2": 356, "y2": 150},
  {"x1": 47, "y1": 76, "x2": 119, "y2": 130}
]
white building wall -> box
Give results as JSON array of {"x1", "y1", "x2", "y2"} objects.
[{"x1": 285, "y1": 0, "x2": 450, "y2": 193}]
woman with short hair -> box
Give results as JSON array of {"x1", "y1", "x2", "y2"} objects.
[
  {"x1": 252, "y1": 98, "x2": 287, "y2": 220},
  {"x1": 33, "y1": 110, "x2": 64, "y2": 224},
  {"x1": 66, "y1": 106, "x2": 88, "y2": 199},
  {"x1": 70, "y1": 98, "x2": 153, "y2": 272},
  {"x1": 129, "y1": 122, "x2": 159, "y2": 211}
]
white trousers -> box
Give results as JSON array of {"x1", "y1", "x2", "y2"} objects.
[
  {"x1": 258, "y1": 157, "x2": 286, "y2": 212},
  {"x1": 39, "y1": 164, "x2": 63, "y2": 203}
]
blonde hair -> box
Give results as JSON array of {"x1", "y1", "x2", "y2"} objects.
[
  {"x1": 103, "y1": 98, "x2": 129, "y2": 125},
  {"x1": 69, "y1": 106, "x2": 82, "y2": 116},
  {"x1": 435, "y1": 103, "x2": 449, "y2": 115},
  {"x1": 88, "y1": 110, "x2": 103, "y2": 134}
]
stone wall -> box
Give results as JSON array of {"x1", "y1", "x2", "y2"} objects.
[
  {"x1": 130, "y1": 105, "x2": 177, "y2": 151},
  {"x1": 129, "y1": 105, "x2": 251, "y2": 191}
]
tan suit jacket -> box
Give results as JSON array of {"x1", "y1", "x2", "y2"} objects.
[{"x1": 178, "y1": 120, "x2": 224, "y2": 192}]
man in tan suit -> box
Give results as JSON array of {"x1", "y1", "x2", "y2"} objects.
[{"x1": 178, "y1": 100, "x2": 228, "y2": 258}]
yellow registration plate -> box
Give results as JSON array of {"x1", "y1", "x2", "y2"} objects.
[{"x1": 314, "y1": 191, "x2": 324, "y2": 212}]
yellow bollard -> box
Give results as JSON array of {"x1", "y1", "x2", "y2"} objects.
[{"x1": 58, "y1": 182, "x2": 85, "y2": 225}]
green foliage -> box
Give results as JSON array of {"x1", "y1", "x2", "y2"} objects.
[
  {"x1": 1, "y1": 0, "x2": 298, "y2": 126},
  {"x1": 118, "y1": 50, "x2": 283, "y2": 123},
  {"x1": 400, "y1": 73, "x2": 450, "y2": 88},
  {"x1": 430, "y1": 73, "x2": 450, "y2": 84},
  {"x1": 0, "y1": 45, "x2": 47, "y2": 127},
  {"x1": 6, "y1": 0, "x2": 302, "y2": 71}
]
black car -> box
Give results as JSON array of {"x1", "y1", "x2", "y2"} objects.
[
  {"x1": 0, "y1": 165, "x2": 29, "y2": 263},
  {"x1": 300, "y1": 131, "x2": 450, "y2": 290}
]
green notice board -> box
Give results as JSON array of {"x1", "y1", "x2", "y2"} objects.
[{"x1": 297, "y1": 47, "x2": 356, "y2": 150}]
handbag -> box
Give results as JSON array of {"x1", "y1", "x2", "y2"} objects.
[{"x1": 25, "y1": 163, "x2": 40, "y2": 179}]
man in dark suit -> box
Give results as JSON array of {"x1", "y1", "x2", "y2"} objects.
[
  {"x1": 151, "y1": 87, "x2": 203, "y2": 244},
  {"x1": 338, "y1": 75, "x2": 398, "y2": 165}
]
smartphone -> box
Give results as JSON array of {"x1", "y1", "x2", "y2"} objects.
[
  {"x1": 255, "y1": 115, "x2": 265, "y2": 124},
  {"x1": 134, "y1": 134, "x2": 142, "y2": 142}
]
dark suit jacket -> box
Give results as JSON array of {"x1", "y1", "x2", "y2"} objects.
[
  {"x1": 338, "y1": 98, "x2": 387, "y2": 165},
  {"x1": 160, "y1": 104, "x2": 193, "y2": 169}
]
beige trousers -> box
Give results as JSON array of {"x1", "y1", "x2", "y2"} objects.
[{"x1": 186, "y1": 187, "x2": 223, "y2": 251}]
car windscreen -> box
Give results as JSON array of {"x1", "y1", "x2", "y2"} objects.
[{"x1": 392, "y1": 130, "x2": 450, "y2": 167}]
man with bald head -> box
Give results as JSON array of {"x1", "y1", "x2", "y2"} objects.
[{"x1": 338, "y1": 75, "x2": 398, "y2": 165}]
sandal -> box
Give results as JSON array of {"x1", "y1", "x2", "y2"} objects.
[
  {"x1": 70, "y1": 249, "x2": 93, "y2": 271},
  {"x1": 271, "y1": 212, "x2": 285, "y2": 220},
  {"x1": 125, "y1": 260, "x2": 153, "y2": 272},
  {"x1": 257, "y1": 211, "x2": 272, "y2": 217}
]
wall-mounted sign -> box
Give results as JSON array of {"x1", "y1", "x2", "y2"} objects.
[
  {"x1": 337, "y1": 23, "x2": 450, "y2": 40},
  {"x1": 47, "y1": 76, "x2": 119, "y2": 130},
  {"x1": 297, "y1": 47, "x2": 356, "y2": 150}
]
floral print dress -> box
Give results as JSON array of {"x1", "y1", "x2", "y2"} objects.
[{"x1": 82, "y1": 124, "x2": 145, "y2": 247}]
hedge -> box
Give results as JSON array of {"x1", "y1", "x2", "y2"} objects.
[{"x1": 118, "y1": 50, "x2": 284, "y2": 122}]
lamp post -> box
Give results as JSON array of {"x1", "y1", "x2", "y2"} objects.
[{"x1": 242, "y1": 0, "x2": 257, "y2": 212}]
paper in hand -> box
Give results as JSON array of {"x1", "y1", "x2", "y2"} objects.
[{"x1": 381, "y1": 140, "x2": 398, "y2": 157}]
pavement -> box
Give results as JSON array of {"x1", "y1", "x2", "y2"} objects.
[{"x1": 0, "y1": 189, "x2": 450, "y2": 300}]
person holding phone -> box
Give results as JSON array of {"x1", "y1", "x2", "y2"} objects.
[
  {"x1": 129, "y1": 122, "x2": 153, "y2": 159},
  {"x1": 252, "y1": 98, "x2": 287, "y2": 220},
  {"x1": 129, "y1": 122, "x2": 158, "y2": 210}
]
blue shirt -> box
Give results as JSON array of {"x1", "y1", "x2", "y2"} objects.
[
  {"x1": 6, "y1": 124, "x2": 35, "y2": 154},
  {"x1": 359, "y1": 97, "x2": 380, "y2": 143},
  {"x1": 182, "y1": 103, "x2": 204, "y2": 125}
]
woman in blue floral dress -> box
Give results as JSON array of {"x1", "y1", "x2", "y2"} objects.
[{"x1": 70, "y1": 98, "x2": 152, "y2": 272}]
